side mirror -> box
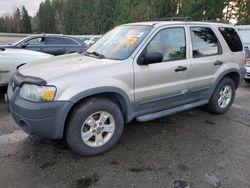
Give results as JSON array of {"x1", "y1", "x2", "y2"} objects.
[
  {"x1": 145, "y1": 52, "x2": 163, "y2": 64},
  {"x1": 21, "y1": 42, "x2": 28, "y2": 48},
  {"x1": 138, "y1": 52, "x2": 163, "y2": 65}
]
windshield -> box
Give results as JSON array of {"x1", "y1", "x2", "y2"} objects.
[
  {"x1": 86, "y1": 25, "x2": 153, "y2": 60},
  {"x1": 238, "y1": 29, "x2": 250, "y2": 44}
]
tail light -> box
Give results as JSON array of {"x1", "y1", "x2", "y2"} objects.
[{"x1": 244, "y1": 46, "x2": 249, "y2": 65}]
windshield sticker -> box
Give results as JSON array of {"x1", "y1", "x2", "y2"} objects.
[
  {"x1": 126, "y1": 31, "x2": 144, "y2": 38},
  {"x1": 123, "y1": 37, "x2": 138, "y2": 46}
]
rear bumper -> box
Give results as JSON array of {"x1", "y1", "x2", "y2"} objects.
[
  {"x1": 245, "y1": 66, "x2": 250, "y2": 80},
  {"x1": 7, "y1": 86, "x2": 73, "y2": 139}
]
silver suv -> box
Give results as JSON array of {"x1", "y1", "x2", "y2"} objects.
[{"x1": 7, "y1": 21, "x2": 246, "y2": 156}]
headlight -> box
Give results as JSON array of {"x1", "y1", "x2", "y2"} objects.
[{"x1": 20, "y1": 84, "x2": 56, "y2": 102}]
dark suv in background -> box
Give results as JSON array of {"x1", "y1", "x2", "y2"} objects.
[{"x1": 0, "y1": 34, "x2": 87, "y2": 55}]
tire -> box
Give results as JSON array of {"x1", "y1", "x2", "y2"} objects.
[
  {"x1": 207, "y1": 77, "x2": 236, "y2": 114},
  {"x1": 244, "y1": 79, "x2": 250, "y2": 83},
  {"x1": 66, "y1": 97, "x2": 124, "y2": 156}
]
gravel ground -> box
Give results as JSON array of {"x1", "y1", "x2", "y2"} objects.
[{"x1": 0, "y1": 83, "x2": 250, "y2": 188}]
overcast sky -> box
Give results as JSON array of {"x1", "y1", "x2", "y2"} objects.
[{"x1": 0, "y1": 0, "x2": 44, "y2": 16}]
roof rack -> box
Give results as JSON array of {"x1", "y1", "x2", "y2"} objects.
[
  {"x1": 158, "y1": 17, "x2": 192, "y2": 21},
  {"x1": 204, "y1": 20, "x2": 230, "y2": 24}
]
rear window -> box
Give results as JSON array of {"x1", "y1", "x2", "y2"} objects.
[{"x1": 219, "y1": 27, "x2": 243, "y2": 52}]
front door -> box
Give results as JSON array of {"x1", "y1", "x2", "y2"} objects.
[
  {"x1": 134, "y1": 26, "x2": 191, "y2": 115},
  {"x1": 22, "y1": 37, "x2": 45, "y2": 52}
]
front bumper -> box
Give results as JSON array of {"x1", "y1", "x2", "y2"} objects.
[{"x1": 7, "y1": 86, "x2": 73, "y2": 139}]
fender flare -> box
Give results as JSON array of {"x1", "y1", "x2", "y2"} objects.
[
  {"x1": 68, "y1": 86, "x2": 135, "y2": 120},
  {"x1": 209, "y1": 68, "x2": 240, "y2": 94}
]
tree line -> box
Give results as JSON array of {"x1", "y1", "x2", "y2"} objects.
[
  {"x1": 0, "y1": 6, "x2": 31, "y2": 33},
  {"x1": 0, "y1": 0, "x2": 249, "y2": 34}
]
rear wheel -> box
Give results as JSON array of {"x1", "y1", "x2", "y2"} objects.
[
  {"x1": 66, "y1": 97, "x2": 124, "y2": 156},
  {"x1": 207, "y1": 77, "x2": 235, "y2": 114}
]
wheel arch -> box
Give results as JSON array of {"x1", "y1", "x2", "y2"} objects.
[
  {"x1": 212, "y1": 69, "x2": 241, "y2": 94},
  {"x1": 63, "y1": 87, "x2": 135, "y2": 137}
]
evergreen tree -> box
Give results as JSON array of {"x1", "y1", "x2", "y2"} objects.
[
  {"x1": 237, "y1": 0, "x2": 250, "y2": 24},
  {"x1": 12, "y1": 8, "x2": 21, "y2": 33},
  {"x1": 1, "y1": 0, "x2": 250, "y2": 34},
  {"x1": 64, "y1": 0, "x2": 81, "y2": 34},
  {"x1": 21, "y1": 6, "x2": 32, "y2": 33},
  {"x1": 37, "y1": 0, "x2": 56, "y2": 33},
  {"x1": 94, "y1": 0, "x2": 115, "y2": 34},
  {"x1": 179, "y1": 0, "x2": 225, "y2": 21}
]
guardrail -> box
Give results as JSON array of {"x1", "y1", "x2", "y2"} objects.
[
  {"x1": 0, "y1": 33, "x2": 102, "y2": 39},
  {"x1": 0, "y1": 33, "x2": 30, "y2": 37}
]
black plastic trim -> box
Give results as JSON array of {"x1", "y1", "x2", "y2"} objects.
[{"x1": 12, "y1": 71, "x2": 46, "y2": 87}]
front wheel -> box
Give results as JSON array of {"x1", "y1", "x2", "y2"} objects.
[
  {"x1": 66, "y1": 98, "x2": 124, "y2": 156},
  {"x1": 207, "y1": 77, "x2": 235, "y2": 114}
]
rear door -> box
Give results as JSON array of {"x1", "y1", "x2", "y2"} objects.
[
  {"x1": 134, "y1": 26, "x2": 191, "y2": 115},
  {"x1": 188, "y1": 26, "x2": 224, "y2": 101},
  {"x1": 43, "y1": 37, "x2": 65, "y2": 55}
]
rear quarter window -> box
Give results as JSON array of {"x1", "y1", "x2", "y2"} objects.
[{"x1": 219, "y1": 27, "x2": 243, "y2": 52}]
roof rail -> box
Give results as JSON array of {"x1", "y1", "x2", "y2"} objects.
[
  {"x1": 204, "y1": 20, "x2": 230, "y2": 24},
  {"x1": 158, "y1": 17, "x2": 192, "y2": 21}
]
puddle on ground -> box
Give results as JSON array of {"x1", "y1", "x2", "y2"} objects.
[{"x1": 0, "y1": 130, "x2": 28, "y2": 144}]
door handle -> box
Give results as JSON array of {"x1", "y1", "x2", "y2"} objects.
[
  {"x1": 214, "y1": 60, "x2": 223, "y2": 66},
  {"x1": 175, "y1": 66, "x2": 187, "y2": 72}
]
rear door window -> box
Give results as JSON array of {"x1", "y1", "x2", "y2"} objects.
[
  {"x1": 46, "y1": 37, "x2": 61, "y2": 45},
  {"x1": 46, "y1": 37, "x2": 78, "y2": 45},
  {"x1": 219, "y1": 27, "x2": 243, "y2": 52},
  {"x1": 190, "y1": 27, "x2": 221, "y2": 58}
]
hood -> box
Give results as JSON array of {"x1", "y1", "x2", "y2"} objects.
[{"x1": 19, "y1": 53, "x2": 119, "y2": 81}]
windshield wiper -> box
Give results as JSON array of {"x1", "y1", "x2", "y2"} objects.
[{"x1": 84, "y1": 51, "x2": 105, "y2": 59}]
